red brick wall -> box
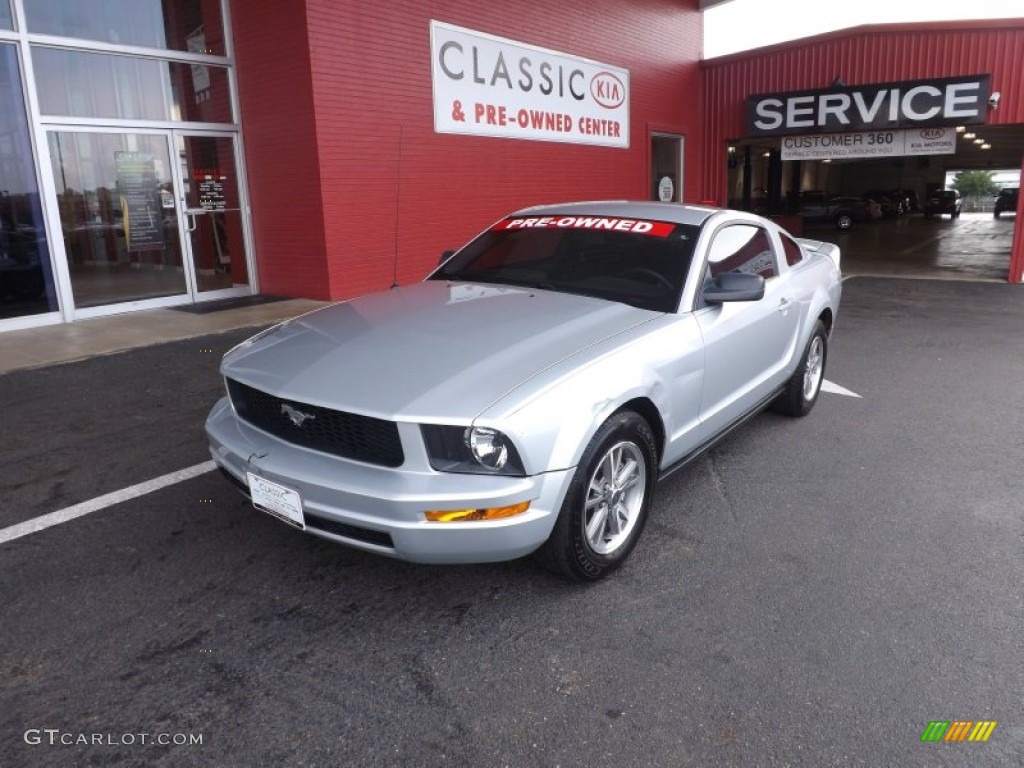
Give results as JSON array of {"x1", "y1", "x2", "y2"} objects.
[
  {"x1": 230, "y1": 0, "x2": 330, "y2": 298},
  {"x1": 235, "y1": 0, "x2": 703, "y2": 299}
]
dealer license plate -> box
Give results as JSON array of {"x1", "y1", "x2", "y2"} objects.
[{"x1": 247, "y1": 472, "x2": 305, "y2": 530}]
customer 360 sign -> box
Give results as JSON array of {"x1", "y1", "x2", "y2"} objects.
[{"x1": 430, "y1": 20, "x2": 630, "y2": 148}]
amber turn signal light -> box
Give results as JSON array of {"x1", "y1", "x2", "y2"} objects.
[{"x1": 424, "y1": 501, "x2": 531, "y2": 522}]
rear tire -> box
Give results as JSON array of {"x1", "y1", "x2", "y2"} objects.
[
  {"x1": 537, "y1": 411, "x2": 657, "y2": 582},
  {"x1": 772, "y1": 321, "x2": 828, "y2": 417}
]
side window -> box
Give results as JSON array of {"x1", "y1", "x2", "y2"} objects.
[
  {"x1": 706, "y1": 225, "x2": 777, "y2": 280},
  {"x1": 781, "y1": 233, "x2": 805, "y2": 267}
]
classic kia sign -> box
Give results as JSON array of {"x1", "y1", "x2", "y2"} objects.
[
  {"x1": 430, "y1": 21, "x2": 630, "y2": 148},
  {"x1": 748, "y1": 75, "x2": 990, "y2": 137}
]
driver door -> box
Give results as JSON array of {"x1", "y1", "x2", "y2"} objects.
[{"x1": 695, "y1": 223, "x2": 800, "y2": 436}]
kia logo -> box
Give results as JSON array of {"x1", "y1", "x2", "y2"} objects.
[
  {"x1": 920, "y1": 128, "x2": 946, "y2": 140},
  {"x1": 591, "y1": 72, "x2": 625, "y2": 109}
]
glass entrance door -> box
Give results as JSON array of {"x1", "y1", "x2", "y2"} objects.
[
  {"x1": 174, "y1": 132, "x2": 250, "y2": 296},
  {"x1": 45, "y1": 128, "x2": 252, "y2": 313},
  {"x1": 47, "y1": 129, "x2": 188, "y2": 310}
]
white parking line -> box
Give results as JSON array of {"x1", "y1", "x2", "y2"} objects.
[{"x1": 0, "y1": 461, "x2": 217, "y2": 546}]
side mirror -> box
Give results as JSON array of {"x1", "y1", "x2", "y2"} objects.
[
  {"x1": 703, "y1": 272, "x2": 765, "y2": 303},
  {"x1": 439, "y1": 249, "x2": 455, "y2": 266}
]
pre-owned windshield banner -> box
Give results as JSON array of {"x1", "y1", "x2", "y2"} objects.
[
  {"x1": 496, "y1": 216, "x2": 673, "y2": 236},
  {"x1": 430, "y1": 20, "x2": 630, "y2": 148}
]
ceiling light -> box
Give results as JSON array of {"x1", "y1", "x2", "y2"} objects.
[
  {"x1": 974, "y1": 138, "x2": 984, "y2": 144},
  {"x1": 955, "y1": 126, "x2": 966, "y2": 133},
  {"x1": 981, "y1": 143, "x2": 991, "y2": 149},
  {"x1": 963, "y1": 132, "x2": 976, "y2": 140}
]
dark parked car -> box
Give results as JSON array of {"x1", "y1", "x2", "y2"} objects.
[
  {"x1": 994, "y1": 187, "x2": 1018, "y2": 218},
  {"x1": 863, "y1": 190, "x2": 909, "y2": 217},
  {"x1": 924, "y1": 189, "x2": 961, "y2": 219},
  {"x1": 799, "y1": 191, "x2": 871, "y2": 231}
]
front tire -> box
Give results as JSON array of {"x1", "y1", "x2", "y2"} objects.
[
  {"x1": 772, "y1": 320, "x2": 828, "y2": 417},
  {"x1": 834, "y1": 213, "x2": 853, "y2": 231},
  {"x1": 537, "y1": 411, "x2": 657, "y2": 582}
]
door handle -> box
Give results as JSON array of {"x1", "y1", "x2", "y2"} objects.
[
  {"x1": 777, "y1": 298, "x2": 792, "y2": 313},
  {"x1": 184, "y1": 207, "x2": 205, "y2": 232}
]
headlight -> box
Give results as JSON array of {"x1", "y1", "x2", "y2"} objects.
[
  {"x1": 421, "y1": 425, "x2": 526, "y2": 476},
  {"x1": 467, "y1": 427, "x2": 510, "y2": 470}
]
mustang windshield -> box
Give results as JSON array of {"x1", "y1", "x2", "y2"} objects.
[{"x1": 431, "y1": 215, "x2": 699, "y2": 312}]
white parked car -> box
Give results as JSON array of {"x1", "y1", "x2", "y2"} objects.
[{"x1": 206, "y1": 202, "x2": 842, "y2": 580}]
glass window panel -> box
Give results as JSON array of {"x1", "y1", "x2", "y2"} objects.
[
  {"x1": 23, "y1": 0, "x2": 226, "y2": 56},
  {"x1": 1, "y1": 2, "x2": 13, "y2": 31},
  {"x1": 0, "y1": 44, "x2": 58, "y2": 319},
  {"x1": 48, "y1": 131, "x2": 187, "y2": 308},
  {"x1": 34, "y1": 47, "x2": 233, "y2": 123}
]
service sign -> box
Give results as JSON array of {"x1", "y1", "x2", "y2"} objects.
[
  {"x1": 430, "y1": 21, "x2": 630, "y2": 148},
  {"x1": 748, "y1": 75, "x2": 990, "y2": 137},
  {"x1": 780, "y1": 127, "x2": 957, "y2": 161}
]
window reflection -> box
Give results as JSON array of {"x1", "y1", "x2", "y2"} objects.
[
  {"x1": 0, "y1": 44, "x2": 57, "y2": 319},
  {"x1": 24, "y1": 0, "x2": 225, "y2": 56},
  {"x1": 34, "y1": 47, "x2": 232, "y2": 123},
  {"x1": 0, "y1": 2, "x2": 12, "y2": 31},
  {"x1": 49, "y1": 131, "x2": 187, "y2": 308}
]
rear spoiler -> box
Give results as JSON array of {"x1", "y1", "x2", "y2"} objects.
[{"x1": 796, "y1": 238, "x2": 841, "y2": 272}]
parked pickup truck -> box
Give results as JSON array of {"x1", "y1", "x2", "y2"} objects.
[{"x1": 799, "y1": 191, "x2": 870, "y2": 231}]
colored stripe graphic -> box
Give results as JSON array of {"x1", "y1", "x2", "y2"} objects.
[
  {"x1": 968, "y1": 721, "x2": 997, "y2": 742},
  {"x1": 920, "y1": 720, "x2": 997, "y2": 742},
  {"x1": 944, "y1": 721, "x2": 972, "y2": 742}
]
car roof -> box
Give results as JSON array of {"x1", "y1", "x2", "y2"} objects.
[{"x1": 510, "y1": 200, "x2": 719, "y2": 227}]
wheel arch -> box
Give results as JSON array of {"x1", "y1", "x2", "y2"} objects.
[
  {"x1": 817, "y1": 306, "x2": 834, "y2": 335},
  {"x1": 613, "y1": 397, "x2": 665, "y2": 465}
]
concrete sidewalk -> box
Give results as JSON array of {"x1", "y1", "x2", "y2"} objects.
[{"x1": 0, "y1": 297, "x2": 327, "y2": 374}]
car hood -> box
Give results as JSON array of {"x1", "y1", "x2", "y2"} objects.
[{"x1": 222, "y1": 281, "x2": 660, "y2": 421}]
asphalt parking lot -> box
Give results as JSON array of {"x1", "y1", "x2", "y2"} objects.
[{"x1": 2, "y1": 276, "x2": 1023, "y2": 767}]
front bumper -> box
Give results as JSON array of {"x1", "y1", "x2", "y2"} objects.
[{"x1": 205, "y1": 398, "x2": 574, "y2": 564}]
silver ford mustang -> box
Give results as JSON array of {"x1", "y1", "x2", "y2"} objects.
[{"x1": 206, "y1": 202, "x2": 841, "y2": 581}]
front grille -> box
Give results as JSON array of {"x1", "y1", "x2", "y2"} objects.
[{"x1": 226, "y1": 379, "x2": 404, "y2": 467}]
